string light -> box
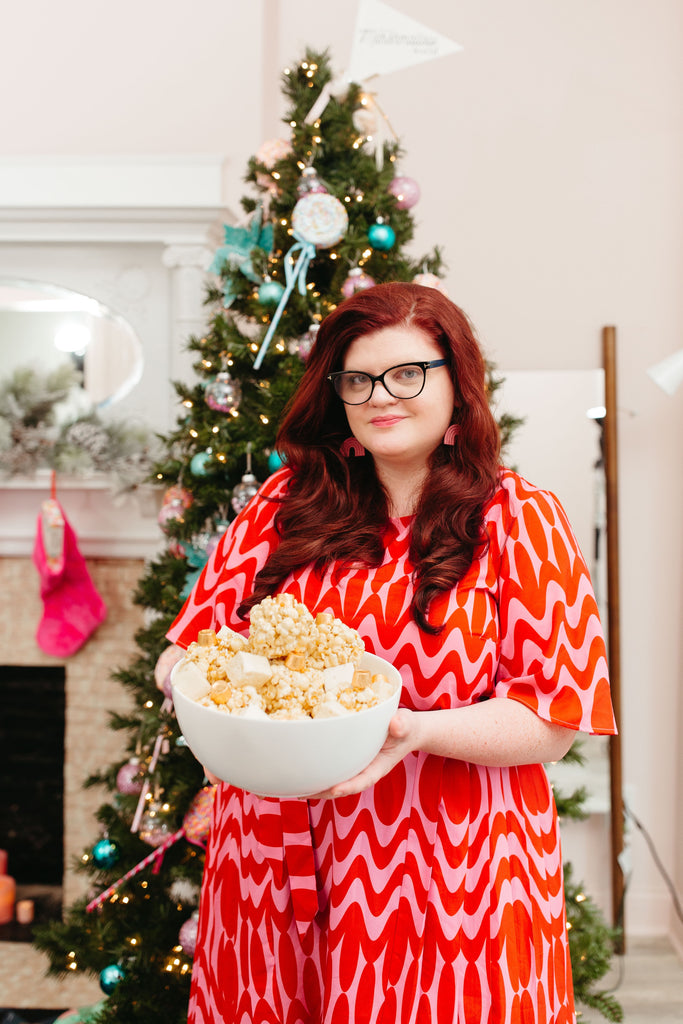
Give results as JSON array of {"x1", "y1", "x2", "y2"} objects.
[
  {"x1": 189, "y1": 429, "x2": 198, "y2": 438},
  {"x1": 182, "y1": 400, "x2": 193, "y2": 409},
  {"x1": 201, "y1": 359, "x2": 212, "y2": 370},
  {"x1": 67, "y1": 951, "x2": 78, "y2": 971},
  {"x1": 260, "y1": 415, "x2": 270, "y2": 425},
  {"x1": 211, "y1": 425, "x2": 219, "y2": 434}
]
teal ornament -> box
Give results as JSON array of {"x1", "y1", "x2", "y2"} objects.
[
  {"x1": 92, "y1": 838, "x2": 120, "y2": 870},
  {"x1": 267, "y1": 449, "x2": 285, "y2": 473},
  {"x1": 99, "y1": 963, "x2": 126, "y2": 995},
  {"x1": 209, "y1": 207, "x2": 274, "y2": 307},
  {"x1": 190, "y1": 450, "x2": 213, "y2": 476},
  {"x1": 368, "y1": 220, "x2": 396, "y2": 250},
  {"x1": 180, "y1": 540, "x2": 211, "y2": 599},
  {"x1": 258, "y1": 279, "x2": 285, "y2": 306}
]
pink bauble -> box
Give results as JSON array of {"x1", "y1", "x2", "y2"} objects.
[
  {"x1": 389, "y1": 175, "x2": 421, "y2": 210},
  {"x1": 116, "y1": 759, "x2": 144, "y2": 795},
  {"x1": 154, "y1": 645, "x2": 184, "y2": 691},
  {"x1": 412, "y1": 272, "x2": 449, "y2": 296},
  {"x1": 178, "y1": 912, "x2": 199, "y2": 956},
  {"x1": 157, "y1": 499, "x2": 186, "y2": 530},
  {"x1": 163, "y1": 485, "x2": 193, "y2": 509},
  {"x1": 341, "y1": 268, "x2": 376, "y2": 299},
  {"x1": 183, "y1": 786, "x2": 216, "y2": 845},
  {"x1": 256, "y1": 137, "x2": 292, "y2": 169}
]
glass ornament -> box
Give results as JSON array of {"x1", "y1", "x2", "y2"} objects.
[
  {"x1": 267, "y1": 449, "x2": 285, "y2": 473},
  {"x1": 341, "y1": 268, "x2": 376, "y2": 298},
  {"x1": 231, "y1": 444, "x2": 261, "y2": 514},
  {"x1": 139, "y1": 800, "x2": 175, "y2": 848},
  {"x1": 92, "y1": 837, "x2": 121, "y2": 869},
  {"x1": 287, "y1": 323, "x2": 319, "y2": 361},
  {"x1": 296, "y1": 166, "x2": 329, "y2": 195},
  {"x1": 190, "y1": 450, "x2": 214, "y2": 476},
  {"x1": 116, "y1": 758, "x2": 145, "y2": 795},
  {"x1": 178, "y1": 911, "x2": 200, "y2": 957},
  {"x1": 258, "y1": 279, "x2": 285, "y2": 306},
  {"x1": 367, "y1": 219, "x2": 396, "y2": 251},
  {"x1": 412, "y1": 272, "x2": 449, "y2": 295},
  {"x1": 205, "y1": 372, "x2": 242, "y2": 413},
  {"x1": 388, "y1": 175, "x2": 421, "y2": 209},
  {"x1": 99, "y1": 963, "x2": 126, "y2": 995}
]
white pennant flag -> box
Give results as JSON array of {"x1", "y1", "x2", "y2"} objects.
[{"x1": 346, "y1": 0, "x2": 463, "y2": 83}]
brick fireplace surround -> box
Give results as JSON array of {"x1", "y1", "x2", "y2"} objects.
[{"x1": 0, "y1": 550, "x2": 147, "y2": 1009}]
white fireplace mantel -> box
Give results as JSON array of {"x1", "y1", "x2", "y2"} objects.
[{"x1": 0, "y1": 157, "x2": 234, "y2": 558}]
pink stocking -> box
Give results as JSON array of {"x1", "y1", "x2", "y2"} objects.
[{"x1": 32, "y1": 497, "x2": 107, "y2": 658}]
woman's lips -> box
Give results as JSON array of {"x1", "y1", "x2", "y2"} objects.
[{"x1": 370, "y1": 415, "x2": 405, "y2": 428}]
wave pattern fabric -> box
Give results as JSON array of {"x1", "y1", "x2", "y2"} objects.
[{"x1": 167, "y1": 468, "x2": 616, "y2": 1024}]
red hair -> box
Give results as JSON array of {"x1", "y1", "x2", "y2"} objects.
[{"x1": 241, "y1": 282, "x2": 501, "y2": 633}]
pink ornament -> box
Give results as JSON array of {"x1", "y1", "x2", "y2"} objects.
[
  {"x1": 116, "y1": 759, "x2": 145, "y2": 795},
  {"x1": 154, "y1": 645, "x2": 184, "y2": 692},
  {"x1": 341, "y1": 268, "x2": 376, "y2": 298},
  {"x1": 163, "y1": 485, "x2": 193, "y2": 509},
  {"x1": 182, "y1": 785, "x2": 216, "y2": 846},
  {"x1": 178, "y1": 911, "x2": 199, "y2": 957},
  {"x1": 389, "y1": 175, "x2": 421, "y2": 210},
  {"x1": 412, "y1": 272, "x2": 449, "y2": 296},
  {"x1": 256, "y1": 137, "x2": 292, "y2": 169}
]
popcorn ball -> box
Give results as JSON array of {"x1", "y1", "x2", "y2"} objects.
[{"x1": 248, "y1": 593, "x2": 316, "y2": 659}]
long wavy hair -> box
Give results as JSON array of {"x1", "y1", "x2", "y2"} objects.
[{"x1": 240, "y1": 282, "x2": 501, "y2": 633}]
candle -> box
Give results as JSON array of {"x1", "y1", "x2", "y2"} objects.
[
  {"x1": 16, "y1": 899, "x2": 34, "y2": 924},
  {"x1": 0, "y1": 875, "x2": 16, "y2": 924},
  {"x1": 0, "y1": 850, "x2": 7, "y2": 875}
]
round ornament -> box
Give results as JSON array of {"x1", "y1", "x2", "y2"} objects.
[
  {"x1": 154, "y1": 645, "x2": 183, "y2": 692},
  {"x1": 92, "y1": 837, "x2": 120, "y2": 870},
  {"x1": 190, "y1": 450, "x2": 214, "y2": 477},
  {"x1": 267, "y1": 449, "x2": 285, "y2": 474},
  {"x1": 256, "y1": 136, "x2": 292, "y2": 169},
  {"x1": 183, "y1": 785, "x2": 216, "y2": 845},
  {"x1": 178, "y1": 911, "x2": 200, "y2": 957},
  {"x1": 413, "y1": 272, "x2": 449, "y2": 295},
  {"x1": 204, "y1": 372, "x2": 242, "y2": 414},
  {"x1": 341, "y1": 268, "x2": 376, "y2": 298},
  {"x1": 258, "y1": 279, "x2": 285, "y2": 306},
  {"x1": 99, "y1": 963, "x2": 126, "y2": 995},
  {"x1": 292, "y1": 192, "x2": 348, "y2": 249},
  {"x1": 388, "y1": 175, "x2": 421, "y2": 209},
  {"x1": 139, "y1": 801, "x2": 175, "y2": 848},
  {"x1": 163, "y1": 485, "x2": 193, "y2": 509},
  {"x1": 297, "y1": 166, "x2": 328, "y2": 196},
  {"x1": 116, "y1": 758, "x2": 145, "y2": 796},
  {"x1": 368, "y1": 220, "x2": 396, "y2": 251},
  {"x1": 287, "y1": 323, "x2": 319, "y2": 361},
  {"x1": 231, "y1": 472, "x2": 260, "y2": 514}
]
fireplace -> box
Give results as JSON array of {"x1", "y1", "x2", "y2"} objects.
[
  {"x1": 0, "y1": 546, "x2": 148, "y2": 1007},
  {"x1": 0, "y1": 664, "x2": 66, "y2": 943}
]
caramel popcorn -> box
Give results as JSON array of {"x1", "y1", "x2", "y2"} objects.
[{"x1": 173, "y1": 594, "x2": 397, "y2": 719}]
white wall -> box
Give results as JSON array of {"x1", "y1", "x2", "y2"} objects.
[{"x1": 2, "y1": 0, "x2": 681, "y2": 942}]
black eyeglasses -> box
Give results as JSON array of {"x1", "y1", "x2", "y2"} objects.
[{"x1": 327, "y1": 359, "x2": 447, "y2": 405}]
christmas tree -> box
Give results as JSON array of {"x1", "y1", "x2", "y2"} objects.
[{"x1": 32, "y1": 49, "x2": 617, "y2": 1024}]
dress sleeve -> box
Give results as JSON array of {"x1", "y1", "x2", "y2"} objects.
[
  {"x1": 165, "y1": 470, "x2": 288, "y2": 648},
  {"x1": 493, "y1": 476, "x2": 616, "y2": 735}
]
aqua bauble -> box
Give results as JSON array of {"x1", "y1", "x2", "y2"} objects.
[
  {"x1": 267, "y1": 450, "x2": 285, "y2": 473},
  {"x1": 190, "y1": 450, "x2": 214, "y2": 476},
  {"x1": 99, "y1": 963, "x2": 126, "y2": 994},
  {"x1": 258, "y1": 279, "x2": 285, "y2": 306},
  {"x1": 367, "y1": 220, "x2": 396, "y2": 251},
  {"x1": 92, "y1": 838, "x2": 120, "y2": 870}
]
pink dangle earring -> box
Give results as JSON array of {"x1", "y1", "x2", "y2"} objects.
[
  {"x1": 340, "y1": 437, "x2": 366, "y2": 457},
  {"x1": 443, "y1": 425, "x2": 460, "y2": 445}
]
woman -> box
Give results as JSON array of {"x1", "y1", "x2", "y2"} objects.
[{"x1": 167, "y1": 282, "x2": 616, "y2": 1024}]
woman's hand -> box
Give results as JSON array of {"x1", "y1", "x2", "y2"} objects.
[{"x1": 310, "y1": 708, "x2": 418, "y2": 799}]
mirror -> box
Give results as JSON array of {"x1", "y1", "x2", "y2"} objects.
[
  {"x1": 495, "y1": 357, "x2": 624, "y2": 943},
  {"x1": 0, "y1": 278, "x2": 144, "y2": 417}
]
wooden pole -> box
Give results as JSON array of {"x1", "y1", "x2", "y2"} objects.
[{"x1": 602, "y1": 325, "x2": 625, "y2": 953}]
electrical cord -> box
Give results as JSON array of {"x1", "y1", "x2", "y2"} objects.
[{"x1": 623, "y1": 799, "x2": 683, "y2": 924}]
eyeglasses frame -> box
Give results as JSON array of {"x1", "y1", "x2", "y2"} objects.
[{"x1": 327, "y1": 359, "x2": 448, "y2": 405}]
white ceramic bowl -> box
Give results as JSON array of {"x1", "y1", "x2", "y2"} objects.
[{"x1": 171, "y1": 652, "x2": 402, "y2": 798}]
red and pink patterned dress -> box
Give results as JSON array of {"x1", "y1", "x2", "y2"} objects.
[{"x1": 167, "y1": 468, "x2": 616, "y2": 1024}]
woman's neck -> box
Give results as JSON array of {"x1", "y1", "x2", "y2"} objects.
[{"x1": 374, "y1": 460, "x2": 427, "y2": 518}]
